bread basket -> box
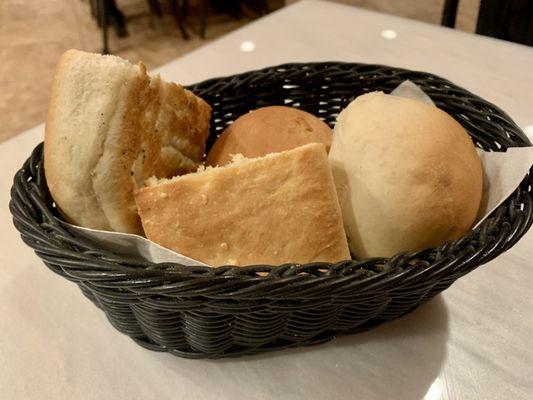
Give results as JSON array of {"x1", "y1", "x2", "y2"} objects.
[{"x1": 10, "y1": 62, "x2": 533, "y2": 359}]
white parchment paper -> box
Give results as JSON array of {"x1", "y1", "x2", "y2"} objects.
[
  {"x1": 61, "y1": 81, "x2": 533, "y2": 265},
  {"x1": 59, "y1": 220, "x2": 209, "y2": 266}
]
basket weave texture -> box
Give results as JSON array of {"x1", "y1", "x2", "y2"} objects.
[{"x1": 10, "y1": 62, "x2": 533, "y2": 359}]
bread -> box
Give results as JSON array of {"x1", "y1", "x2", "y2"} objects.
[
  {"x1": 329, "y1": 91, "x2": 483, "y2": 259},
  {"x1": 136, "y1": 143, "x2": 351, "y2": 266},
  {"x1": 205, "y1": 106, "x2": 332, "y2": 166},
  {"x1": 44, "y1": 49, "x2": 211, "y2": 235}
]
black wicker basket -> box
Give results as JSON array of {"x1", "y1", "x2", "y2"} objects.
[{"x1": 10, "y1": 62, "x2": 533, "y2": 359}]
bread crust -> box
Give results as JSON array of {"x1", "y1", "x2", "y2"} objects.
[
  {"x1": 136, "y1": 143, "x2": 351, "y2": 266},
  {"x1": 206, "y1": 106, "x2": 333, "y2": 166},
  {"x1": 44, "y1": 50, "x2": 211, "y2": 234}
]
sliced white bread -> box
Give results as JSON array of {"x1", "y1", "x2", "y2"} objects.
[{"x1": 45, "y1": 49, "x2": 211, "y2": 234}]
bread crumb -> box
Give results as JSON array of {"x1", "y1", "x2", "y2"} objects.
[
  {"x1": 220, "y1": 242, "x2": 229, "y2": 250},
  {"x1": 200, "y1": 194, "x2": 208, "y2": 205},
  {"x1": 160, "y1": 192, "x2": 168, "y2": 198},
  {"x1": 196, "y1": 164, "x2": 215, "y2": 173},
  {"x1": 230, "y1": 153, "x2": 245, "y2": 163}
]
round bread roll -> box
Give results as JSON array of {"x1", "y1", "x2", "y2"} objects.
[
  {"x1": 206, "y1": 106, "x2": 333, "y2": 166},
  {"x1": 329, "y1": 91, "x2": 483, "y2": 259}
]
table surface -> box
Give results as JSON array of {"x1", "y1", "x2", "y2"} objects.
[{"x1": 2, "y1": 1, "x2": 533, "y2": 399}]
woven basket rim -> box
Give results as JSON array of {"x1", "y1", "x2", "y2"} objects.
[{"x1": 188, "y1": 61, "x2": 529, "y2": 143}]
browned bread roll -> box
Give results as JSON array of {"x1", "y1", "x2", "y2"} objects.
[
  {"x1": 329, "y1": 91, "x2": 483, "y2": 259},
  {"x1": 206, "y1": 106, "x2": 332, "y2": 166},
  {"x1": 44, "y1": 50, "x2": 211, "y2": 234},
  {"x1": 136, "y1": 143, "x2": 351, "y2": 266}
]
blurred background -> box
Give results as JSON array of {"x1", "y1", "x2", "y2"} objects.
[{"x1": 1, "y1": 0, "x2": 531, "y2": 142}]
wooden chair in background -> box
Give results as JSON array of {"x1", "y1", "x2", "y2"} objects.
[
  {"x1": 91, "y1": 0, "x2": 275, "y2": 54},
  {"x1": 441, "y1": 0, "x2": 533, "y2": 46},
  {"x1": 92, "y1": 0, "x2": 190, "y2": 54}
]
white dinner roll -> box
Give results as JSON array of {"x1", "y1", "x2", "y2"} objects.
[{"x1": 329, "y1": 91, "x2": 483, "y2": 259}]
